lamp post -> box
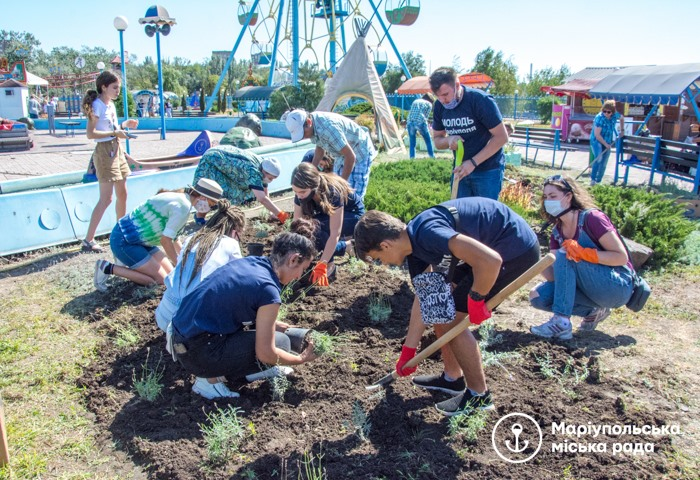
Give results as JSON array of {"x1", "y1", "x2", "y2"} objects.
[
  {"x1": 513, "y1": 89, "x2": 519, "y2": 123},
  {"x1": 400, "y1": 75, "x2": 406, "y2": 123},
  {"x1": 113, "y1": 15, "x2": 131, "y2": 153},
  {"x1": 139, "y1": 6, "x2": 176, "y2": 140},
  {"x1": 96, "y1": 61, "x2": 105, "y2": 72}
]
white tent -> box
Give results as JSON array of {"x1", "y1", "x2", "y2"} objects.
[
  {"x1": 316, "y1": 22, "x2": 404, "y2": 154},
  {"x1": 26, "y1": 71, "x2": 48, "y2": 87}
]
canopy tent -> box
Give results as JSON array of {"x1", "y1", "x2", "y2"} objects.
[
  {"x1": 589, "y1": 63, "x2": 700, "y2": 105},
  {"x1": 26, "y1": 71, "x2": 48, "y2": 87},
  {"x1": 231, "y1": 86, "x2": 278, "y2": 100},
  {"x1": 397, "y1": 73, "x2": 494, "y2": 95},
  {"x1": 541, "y1": 67, "x2": 621, "y2": 98},
  {"x1": 316, "y1": 22, "x2": 404, "y2": 154}
]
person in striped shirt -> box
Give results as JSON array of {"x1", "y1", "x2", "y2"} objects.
[{"x1": 407, "y1": 94, "x2": 435, "y2": 159}]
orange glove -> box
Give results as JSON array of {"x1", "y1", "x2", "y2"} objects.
[
  {"x1": 277, "y1": 211, "x2": 289, "y2": 223},
  {"x1": 562, "y1": 239, "x2": 599, "y2": 263},
  {"x1": 396, "y1": 345, "x2": 417, "y2": 376},
  {"x1": 311, "y1": 261, "x2": 329, "y2": 287}
]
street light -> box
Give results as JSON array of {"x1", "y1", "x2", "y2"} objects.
[
  {"x1": 96, "y1": 61, "x2": 105, "y2": 72},
  {"x1": 513, "y1": 89, "x2": 519, "y2": 123},
  {"x1": 139, "y1": 5, "x2": 176, "y2": 140},
  {"x1": 400, "y1": 75, "x2": 406, "y2": 123},
  {"x1": 113, "y1": 15, "x2": 131, "y2": 153}
]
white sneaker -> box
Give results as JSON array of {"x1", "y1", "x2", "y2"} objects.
[
  {"x1": 245, "y1": 365, "x2": 294, "y2": 382},
  {"x1": 192, "y1": 377, "x2": 240, "y2": 399},
  {"x1": 93, "y1": 259, "x2": 110, "y2": 292},
  {"x1": 530, "y1": 315, "x2": 573, "y2": 340},
  {"x1": 579, "y1": 308, "x2": 611, "y2": 332}
]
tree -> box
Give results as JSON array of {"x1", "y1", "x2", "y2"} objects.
[
  {"x1": 267, "y1": 62, "x2": 325, "y2": 119},
  {"x1": 471, "y1": 47, "x2": 518, "y2": 95},
  {"x1": 520, "y1": 65, "x2": 571, "y2": 97},
  {"x1": 381, "y1": 50, "x2": 426, "y2": 93},
  {"x1": 0, "y1": 30, "x2": 41, "y2": 65}
]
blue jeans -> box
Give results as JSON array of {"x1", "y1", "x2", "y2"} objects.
[
  {"x1": 407, "y1": 122, "x2": 434, "y2": 159},
  {"x1": 456, "y1": 166, "x2": 504, "y2": 200},
  {"x1": 590, "y1": 140, "x2": 612, "y2": 184},
  {"x1": 530, "y1": 249, "x2": 634, "y2": 317},
  {"x1": 109, "y1": 224, "x2": 160, "y2": 269}
]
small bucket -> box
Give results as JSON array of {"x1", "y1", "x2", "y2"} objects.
[
  {"x1": 247, "y1": 242, "x2": 264, "y2": 256},
  {"x1": 284, "y1": 327, "x2": 311, "y2": 353}
]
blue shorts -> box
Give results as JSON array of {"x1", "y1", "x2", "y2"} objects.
[{"x1": 110, "y1": 225, "x2": 160, "y2": 269}]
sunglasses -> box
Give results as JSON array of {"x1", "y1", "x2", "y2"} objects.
[
  {"x1": 603, "y1": 110, "x2": 613, "y2": 114},
  {"x1": 545, "y1": 174, "x2": 573, "y2": 192}
]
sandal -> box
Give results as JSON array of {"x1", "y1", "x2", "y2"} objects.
[{"x1": 81, "y1": 239, "x2": 104, "y2": 253}]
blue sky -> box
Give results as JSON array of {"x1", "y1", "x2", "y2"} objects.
[{"x1": 4, "y1": 0, "x2": 695, "y2": 80}]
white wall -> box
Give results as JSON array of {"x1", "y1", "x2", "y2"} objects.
[{"x1": 0, "y1": 86, "x2": 29, "y2": 119}]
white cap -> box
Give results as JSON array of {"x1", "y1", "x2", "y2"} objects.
[
  {"x1": 261, "y1": 157, "x2": 281, "y2": 177},
  {"x1": 285, "y1": 109, "x2": 307, "y2": 142}
]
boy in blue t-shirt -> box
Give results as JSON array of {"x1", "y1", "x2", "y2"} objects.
[
  {"x1": 429, "y1": 67, "x2": 509, "y2": 200},
  {"x1": 353, "y1": 198, "x2": 540, "y2": 417}
]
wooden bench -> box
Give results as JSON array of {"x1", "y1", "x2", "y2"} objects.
[
  {"x1": 58, "y1": 121, "x2": 80, "y2": 137},
  {"x1": 614, "y1": 135, "x2": 700, "y2": 192},
  {"x1": 510, "y1": 126, "x2": 575, "y2": 169}
]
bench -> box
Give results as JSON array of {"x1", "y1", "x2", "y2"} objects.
[
  {"x1": 0, "y1": 126, "x2": 33, "y2": 152},
  {"x1": 510, "y1": 126, "x2": 575, "y2": 169},
  {"x1": 58, "y1": 121, "x2": 80, "y2": 137},
  {"x1": 614, "y1": 135, "x2": 699, "y2": 192}
]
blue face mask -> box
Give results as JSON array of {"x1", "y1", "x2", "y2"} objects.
[
  {"x1": 544, "y1": 199, "x2": 566, "y2": 217},
  {"x1": 442, "y1": 86, "x2": 462, "y2": 110}
]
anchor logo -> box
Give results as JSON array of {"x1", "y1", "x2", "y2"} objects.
[
  {"x1": 492, "y1": 413, "x2": 542, "y2": 464},
  {"x1": 505, "y1": 423, "x2": 529, "y2": 453}
]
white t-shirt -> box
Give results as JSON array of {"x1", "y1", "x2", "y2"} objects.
[
  {"x1": 92, "y1": 98, "x2": 119, "y2": 143},
  {"x1": 155, "y1": 235, "x2": 242, "y2": 331}
]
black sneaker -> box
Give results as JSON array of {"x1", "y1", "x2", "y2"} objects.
[
  {"x1": 435, "y1": 389, "x2": 495, "y2": 417},
  {"x1": 412, "y1": 372, "x2": 466, "y2": 395}
]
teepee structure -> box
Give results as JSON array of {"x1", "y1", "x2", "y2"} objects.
[{"x1": 316, "y1": 20, "x2": 405, "y2": 154}]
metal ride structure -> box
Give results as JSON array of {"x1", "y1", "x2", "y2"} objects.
[{"x1": 205, "y1": 0, "x2": 420, "y2": 113}]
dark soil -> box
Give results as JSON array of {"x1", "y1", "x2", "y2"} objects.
[{"x1": 76, "y1": 221, "x2": 679, "y2": 479}]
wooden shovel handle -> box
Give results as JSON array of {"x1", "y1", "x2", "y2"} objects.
[{"x1": 0, "y1": 394, "x2": 9, "y2": 466}]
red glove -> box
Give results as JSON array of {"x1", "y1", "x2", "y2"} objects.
[
  {"x1": 311, "y1": 261, "x2": 329, "y2": 287},
  {"x1": 277, "y1": 211, "x2": 289, "y2": 223},
  {"x1": 468, "y1": 297, "x2": 491, "y2": 325},
  {"x1": 562, "y1": 239, "x2": 599, "y2": 263},
  {"x1": 395, "y1": 345, "x2": 417, "y2": 376}
]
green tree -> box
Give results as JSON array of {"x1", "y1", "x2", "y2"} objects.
[
  {"x1": 381, "y1": 51, "x2": 426, "y2": 93},
  {"x1": 267, "y1": 62, "x2": 325, "y2": 119},
  {"x1": 0, "y1": 30, "x2": 41, "y2": 65},
  {"x1": 521, "y1": 65, "x2": 571, "y2": 97},
  {"x1": 471, "y1": 47, "x2": 518, "y2": 95}
]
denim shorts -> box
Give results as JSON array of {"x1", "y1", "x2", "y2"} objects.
[{"x1": 109, "y1": 225, "x2": 160, "y2": 269}]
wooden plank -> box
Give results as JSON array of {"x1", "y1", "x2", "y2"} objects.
[{"x1": 0, "y1": 394, "x2": 9, "y2": 466}]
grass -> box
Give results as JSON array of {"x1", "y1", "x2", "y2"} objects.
[
  {"x1": 113, "y1": 322, "x2": 141, "y2": 348},
  {"x1": 534, "y1": 352, "x2": 589, "y2": 399},
  {"x1": 268, "y1": 368, "x2": 292, "y2": 402},
  {"x1": 199, "y1": 406, "x2": 247, "y2": 465},
  {"x1": 447, "y1": 410, "x2": 489, "y2": 443},
  {"x1": 477, "y1": 320, "x2": 521, "y2": 369},
  {"x1": 343, "y1": 401, "x2": 371, "y2": 441},
  {"x1": 132, "y1": 348, "x2": 164, "y2": 402},
  {"x1": 252, "y1": 220, "x2": 275, "y2": 238},
  {"x1": 298, "y1": 447, "x2": 326, "y2": 480},
  {"x1": 367, "y1": 294, "x2": 392, "y2": 323}
]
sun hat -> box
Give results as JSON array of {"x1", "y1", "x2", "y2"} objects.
[
  {"x1": 192, "y1": 178, "x2": 223, "y2": 201},
  {"x1": 285, "y1": 109, "x2": 307, "y2": 142},
  {"x1": 261, "y1": 157, "x2": 281, "y2": 177}
]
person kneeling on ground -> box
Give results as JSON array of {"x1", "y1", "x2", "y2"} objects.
[
  {"x1": 170, "y1": 232, "x2": 319, "y2": 399},
  {"x1": 529, "y1": 175, "x2": 634, "y2": 340},
  {"x1": 155, "y1": 199, "x2": 246, "y2": 399},
  {"x1": 192, "y1": 145, "x2": 289, "y2": 226},
  {"x1": 93, "y1": 178, "x2": 223, "y2": 292},
  {"x1": 291, "y1": 162, "x2": 364, "y2": 287},
  {"x1": 353, "y1": 198, "x2": 540, "y2": 416}
]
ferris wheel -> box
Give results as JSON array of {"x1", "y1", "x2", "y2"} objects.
[{"x1": 206, "y1": 0, "x2": 420, "y2": 112}]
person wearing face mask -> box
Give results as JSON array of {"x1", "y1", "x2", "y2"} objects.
[
  {"x1": 92, "y1": 178, "x2": 223, "y2": 292},
  {"x1": 291, "y1": 162, "x2": 365, "y2": 286},
  {"x1": 352, "y1": 198, "x2": 539, "y2": 417},
  {"x1": 429, "y1": 68, "x2": 509, "y2": 200},
  {"x1": 529, "y1": 175, "x2": 635, "y2": 340},
  {"x1": 192, "y1": 145, "x2": 289, "y2": 226}
]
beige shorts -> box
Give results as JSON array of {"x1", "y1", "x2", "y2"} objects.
[{"x1": 93, "y1": 139, "x2": 130, "y2": 182}]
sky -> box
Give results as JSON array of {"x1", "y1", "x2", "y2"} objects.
[{"x1": 3, "y1": 0, "x2": 696, "y2": 82}]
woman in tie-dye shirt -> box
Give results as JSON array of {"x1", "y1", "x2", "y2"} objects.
[{"x1": 92, "y1": 178, "x2": 224, "y2": 292}]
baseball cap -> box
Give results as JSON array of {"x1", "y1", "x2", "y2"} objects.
[
  {"x1": 285, "y1": 109, "x2": 307, "y2": 142},
  {"x1": 192, "y1": 178, "x2": 223, "y2": 201},
  {"x1": 261, "y1": 157, "x2": 281, "y2": 177}
]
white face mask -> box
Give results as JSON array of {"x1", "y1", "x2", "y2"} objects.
[
  {"x1": 194, "y1": 199, "x2": 211, "y2": 214},
  {"x1": 544, "y1": 199, "x2": 566, "y2": 217}
]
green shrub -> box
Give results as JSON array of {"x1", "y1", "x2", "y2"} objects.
[
  {"x1": 537, "y1": 96, "x2": 561, "y2": 124},
  {"x1": 343, "y1": 102, "x2": 373, "y2": 116},
  {"x1": 590, "y1": 185, "x2": 696, "y2": 268},
  {"x1": 365, "y1": 159, "x2": 451, "y2": 222}
]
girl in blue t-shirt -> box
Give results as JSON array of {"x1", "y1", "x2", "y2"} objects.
[
  {"x1": 291, "y1": 162, "x2": 365, "y2": 286},
  {"x1": 529, "y1": 175, "x2": 634, "y2": 340}
]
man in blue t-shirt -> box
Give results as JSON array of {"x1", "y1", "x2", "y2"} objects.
[
  {"x1": 353, "y1": 198, "x2": 540, "y2": 417},
  {"x1": 430, "y1": 68, "x2": 509, "y2": 200}
]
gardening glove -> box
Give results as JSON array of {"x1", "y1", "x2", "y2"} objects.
[
  {"x1": 276, "y1": 211, "x2": 289, "y2": 223},
  {"x1": 311, "y1": 261, "x2": 329, "y2": 287},
  {"x1": 562, "y1": 239, "x2": 599, "y2": 264},
  {"x1": 467, "y1": 297, "x2": 491, "y2": 326},
  {"x1": 396, "y1": 345, "x2": 417, "y2": 376}
]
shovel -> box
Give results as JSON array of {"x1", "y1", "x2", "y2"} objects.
[
  {"x1": 365, "y1": 252, "x2": 555, "y2": 391},
  {"x1": 575, "y1": 146, "x2": 610, "y2": 181}
]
